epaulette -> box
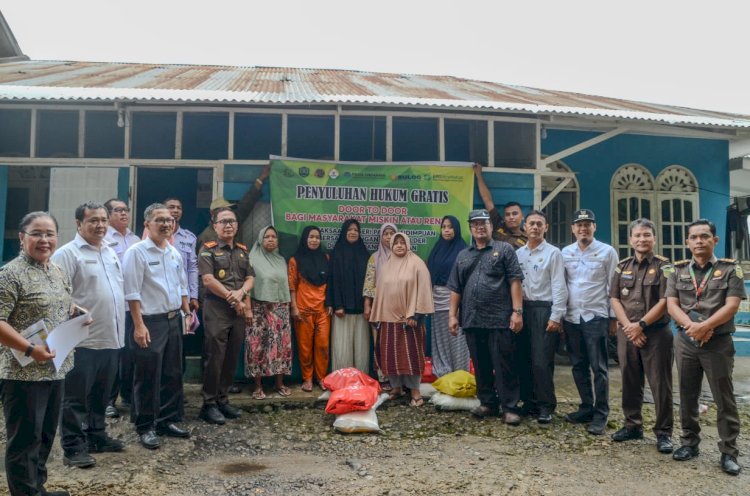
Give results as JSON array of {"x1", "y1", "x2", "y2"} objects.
[
  {"x1": 618, "y1": 256, "x2": 633, "y2": 265},
  {"x1": 654, "y1": 254, "x2": 670, "y2": 262},
  {"x1": 203, "y1": 240, "x2": 218, "y2": 248},
  {"x1": 718, "y1": 258, "x2": 737, "y2": 264},
  {"x1": 236, "y1": 242, "x2": 248, "y2": 251},
  {"x1": 673, "y1": 259, "x2": 690, "y2": 266}
]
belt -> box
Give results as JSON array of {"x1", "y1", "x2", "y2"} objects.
[
  {"x1": 523, "y1": 300, "x2": 552, "y2": 308},
  {"x1": 142, "y1": 310, "x2": 181, "y2": 321}
]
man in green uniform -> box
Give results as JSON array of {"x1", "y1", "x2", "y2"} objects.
[
  {"x1": 610, "y1": 218, "x2": 674, "y2": 453},
  {"x1": 198, "y1": 208, "x2": 255, "y2": 425},
  {"x1": 666, "y1": 218, "x2": 746, "y2": 476}
]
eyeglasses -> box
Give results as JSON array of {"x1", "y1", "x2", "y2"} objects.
[
  {"x1": 214, "y1": 219, "x2": 237, "y2": 226},
  {"x1": 112, "y1": 207, "x2": 130, "y2": 213},
  {"x1": 23, "y1": 231, "x2": 57, "y2": 240},
  {"x1": 152, "y1": 217, "x2": 174, "y2": 225}
]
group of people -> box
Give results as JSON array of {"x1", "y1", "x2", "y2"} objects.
[{"x1": 0, "y1": 166, "x2": 746, "y2": 495}]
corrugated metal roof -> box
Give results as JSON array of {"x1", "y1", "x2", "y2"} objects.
[{"x1": 1, "y1": 60, "x2": 749, "y2": 129}]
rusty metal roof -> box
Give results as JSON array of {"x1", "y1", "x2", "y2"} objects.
[{"x1": 1, "y1": 60, "x2": 749, "y2": 129}]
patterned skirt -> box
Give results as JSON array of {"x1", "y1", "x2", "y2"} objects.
[
  {"x1": 374, "y1": 321, "x2": 426, "y2": 377},
  {"x1": 245, "y1": 300, "x2": 292, "y2": 377}
]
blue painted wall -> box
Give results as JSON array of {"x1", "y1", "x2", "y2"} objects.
[
  {"x1": 0, "y1": 166, "x2": 7, "y2": 264},
  {"x1": 542, "y1": 130, "x2": 730, "y2": 253}
]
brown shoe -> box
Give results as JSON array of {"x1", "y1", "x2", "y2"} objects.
[
  {"x1": 503, "y1": 412, "x2": 522, "y2": 426},
  {"x1": 470, "y1": 405, "x2": 499, "y2": 418}
]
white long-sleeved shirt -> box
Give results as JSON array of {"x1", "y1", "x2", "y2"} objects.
[
  {"x1": 516, "y1": 240, "x2": 568, "y2": 323},
  {"x1": 123, "y1": 237, "x2": 188, "y2": 316},
  {"x1": 51, "y1": 234, "x2": 125, "y2": 349},
  {"x1": 562, "y1": 238, "x2": 618, "y2": 323}
]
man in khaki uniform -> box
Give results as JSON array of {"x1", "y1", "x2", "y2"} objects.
[
  {"x1": 609, "y1": 218, "x2": 673, "y2": 454},
  {"x1": 666, "y1": 218, "x2": 746, "y2": 476},
  {"x1": 198, "y1": 208, "x2": 255, "y2": 425}
]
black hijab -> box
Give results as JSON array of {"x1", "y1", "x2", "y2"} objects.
[
  {"x1": 427, "y1": 215, "x2": 467, "y2": 286},
  {"x1": 326, "y1": 219, "x2": 370, "y2": 312},
  {"x1": 293, "y1": 226, "x2": 328, "y2": 286}
]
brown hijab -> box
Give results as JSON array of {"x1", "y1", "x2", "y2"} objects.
[{"x1": 369, "y1": 233, "x2": 434, "y2": 323}]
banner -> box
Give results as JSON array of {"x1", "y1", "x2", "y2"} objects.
[{"x1": 270, "y1": 157, "x2": 474, "y2": 259}]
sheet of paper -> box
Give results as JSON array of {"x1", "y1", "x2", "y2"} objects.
[
  {"x1": 46, "y1": 314, "x2": 91, "y2": 371},
  {"x1": 11, "y1": 320, "x2": 49, "y2": 367}
]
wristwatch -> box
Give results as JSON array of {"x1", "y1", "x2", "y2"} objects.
[
  {"x1": 638, "y1": 320, "x2": 647, "y2": 329},
  {"x1": 513, "y1": 308, "x2": 523, "y2": 315}
]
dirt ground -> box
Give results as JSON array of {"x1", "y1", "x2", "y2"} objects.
[{"x1": 1, "y1": 358, "x2": 749, "y2": 496}]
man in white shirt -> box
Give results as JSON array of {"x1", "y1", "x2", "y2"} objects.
[
  {"x1": 123, "y1": 203, "x2": 192, "y2": 450},
  {"x1": 515, "y1": 210, "x2": 568, "y2": 424},
  {"x1": 52, "y1": 202, "x2": 126, "y2": 468},
  {"x1": 104, "y1": 198, "x2": 140, "y2": 418},
  {"x1": 562, "y1": 209, "x2": 618, "y2": 435}
]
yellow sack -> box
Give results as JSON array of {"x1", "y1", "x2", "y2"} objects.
[{"x1": 432, "y1": 370, "x2": 476, "y2": 398}]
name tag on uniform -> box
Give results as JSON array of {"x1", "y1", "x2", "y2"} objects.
[
  {"x1": 84, "y1": 259, "x2": 97, "y2": 264},
  {"x1": 679, "y1": 274, "x2": 691, "y2": 281},
  {"x1": 621, "y1": 274, "x2": 634, "y2": 280},
  {"x1": 148, "y1": 261, "x2": 160, "y2": 266}
]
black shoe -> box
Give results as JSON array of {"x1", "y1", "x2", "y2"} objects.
[
  {"x1": 587, "y1": 421, "x2": 606, "y2": 436},
  {"x1": 139, "y1": 430, "x2": 160, "y2": 450},
  {"x1": 63, "y1": 451, "x2": 96, "y2": 468},
  {"x1": 156, "y1": 422, "x2": 190, "y2": 438},
  {"x1": 199, "y1": 405, "x2": 226, "y2": 425},
  {"x1": 656, "y1": 435, "x2": 674, "y2": 454},
  {"x1": 537, "y1": 412, "x2": 553, "y2": 424},
  {"x1": 88, "y1": 435, "x2": 125, "y2": 453},
  {"x1": 565, "y1": 409, "x2": 594, "y2": 424},
  {"x1": 672, "y1": 445, "x2": 699, "y2": 461},
  {"x1": 470, "y1": 405, "x2": 499, "y2": 418},
  {"x1": 611, "y1": 426, "x2": 644, "y2": 442},
  {"x1": 218, "y1": 402, "x2": 243, "y2": 419},
  {"x1": 228, "y1": 384, "x2": 242, "y2": 394},
  {"x1": 41, "y1": 490, "x2": 71, "y2": 496},
  {"x1": 720, "y1": 454, "x2": 741, "y2": 476},
  {"x1": 105, "y1": 404, "x2": 120, "y2": 418}
]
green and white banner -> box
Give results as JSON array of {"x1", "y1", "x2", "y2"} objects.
[{"x1": 270, "y1": 157, "x2": 474, "y2": 259}]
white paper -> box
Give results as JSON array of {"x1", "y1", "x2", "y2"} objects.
[
  {"x1": 12, "y1": 320, "x2": 49, "y2": 367},
  {"x1": 46, "y1": 314, "x2": 91, "y2": 371}
]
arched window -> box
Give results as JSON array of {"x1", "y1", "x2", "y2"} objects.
[
  {"x1": 542, "y1": 160, "x2": 579, "y2": 249},
  {"x1": 611, "y1": 164, "x2": 655, "y2": 259},
  {"x1": 611, "y1": 164, "x2": 699, "y2": 261},
  {"x1": 655, "y1": 166, "x2": 699, "y2": 262}
]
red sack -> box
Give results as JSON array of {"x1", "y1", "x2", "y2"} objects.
[
  {"x1": 421, "y1": 357, "x2": 438, "y2": 383},
  {"x1": 325, "y1": 383, "x2": 379, "y2": 415},
  {"x1": 323, "y1": 368, "x2": 381, "y2": 393}
]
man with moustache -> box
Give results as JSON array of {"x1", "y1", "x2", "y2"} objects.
[
  {"x1": 515, "y1": 210, "x2": 568, "y2": 424},
  {"x1": 562, "y1": 209, "x2": 618, "y2": 435},
  {"x1": 473, "y1": 164, "x2": 528, "y2": 249},
  {"x1": 666, "y1": 219, "x2": 746, "y2": 476},
  {"x1": 103, "y1": 198, "x2": 140, "y2": 418},
  {"x1": 52, "y1": 202, "x2": 126, "y2": 468},
  {"x1": 448, "y1": 209, "x2": 525, "y2": 425},
  {"x1": 123, "y1": 203, "x2": 192, "y2": 449},
  {"x1": 609, "y1": 218, "x2": 674, "y2": 454}
]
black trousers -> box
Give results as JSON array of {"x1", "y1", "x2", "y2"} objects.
[
  {"x1": 518, "y1": 302, "x2": 560, "y2": 414},
  {"x1": 1, "y1": 379, "x2": 64, "y2": 496},
  {"x1": 675, "y1": 332, "x2": 739, "y2": 457},
  {"x1": 61, "y1": 347, "x2": 119, "y2": 454},
  {"x1": 464, "y1": 327, "x2": 519, "y2": 412},
  {"x1": 110, "y1": 311, "x2": 134, "y2": 405},
  {"x1": 617, "y1": 324, "x2": 673, "y2": 435},
  {"x1": 202, "y1": 298, "x2": 245, "y2": 406},
  {"x1": 564, "y1": 317, "x2": 610, "y2": 422},
  {"x1": 131, "y1": 312, "x2": 184, "y2": 433}
]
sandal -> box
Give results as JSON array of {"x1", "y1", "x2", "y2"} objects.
[
  {"x1": 379, "y1": 381, "x2": 392, "y2": 392},
  {"x1": 301, "y1": 381, "x2": 313, "y2": 393},
  {"x1": 252, "y1": 389, "x2": 266, "y2": 400},
  {"x1": 275, "y1": 386, "x2": 292, "y2": 397},
  {"x1": 388, "y1": 389, "x2": 405, "y2": 401},
  {"x1": 318, "y1": 381, "x2": 327, "y2": 391},
  {"x1": 409, "y1": 396, "x2": 424, "y2": 408}
]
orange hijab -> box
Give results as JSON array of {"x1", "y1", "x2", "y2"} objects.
[{"x1": 369, "y1": 233, "x2": 434, "y2": 323}]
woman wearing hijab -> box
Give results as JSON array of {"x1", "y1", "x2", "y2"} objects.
[
  {"x1": 326, "y1": 219, "x2": 371, "y2": 373},
  {"x1": 427, "y1": 215, "x2": 471, "y2": 377},
  {"x1": 362, "y1": 223, "x2": 397, "y2": 389},
  {"x1": 370, "y1": 233, "x2": 434, "y2": 407},
  {"x1": 245, "y1": 226, "x2": 292, "y2": 399},
  {"x1": 288, "y1": 226, "x2": 331, "y2": 392}
]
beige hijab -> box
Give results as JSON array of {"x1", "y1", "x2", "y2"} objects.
[{"x1": 369, "y1": 233, "x2": 434, "y2": 323}]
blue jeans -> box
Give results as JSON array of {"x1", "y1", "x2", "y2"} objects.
[{"x1": 564, "y1": 317, "x2": 609, "y2": 422}]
